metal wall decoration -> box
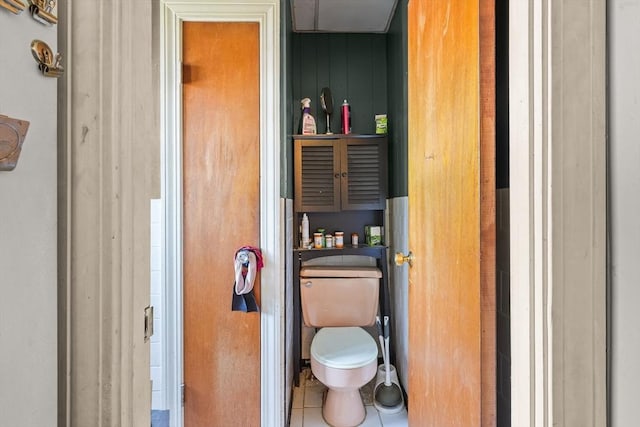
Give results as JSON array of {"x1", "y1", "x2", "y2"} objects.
[
  {"x1": 0, "y1": 0, "x2": 26, "y2": 14},
  {"x1": 0, "y1": 115, "x2": 30, "y2": 171},
  {"x1": 31, "y1": 39, "x2": 63, "y2": 77},
  {"x1": 28, "y1": 0, "x2": 56, "y2": 25}
]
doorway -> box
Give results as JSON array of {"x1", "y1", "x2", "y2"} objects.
[{"x1": 287, "y1": 0, "x2": 498, "y2": 425}]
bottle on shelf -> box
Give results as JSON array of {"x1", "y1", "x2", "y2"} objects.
[
  {"x1": 300, "y1": 98, "x2": 317, "y2": 135},
  {"x1": 341, "y1": 99, "x2": 351, "y2": 134},
  {"x1": 301, "y1": 213, "x2": 310, "y2": 248}
]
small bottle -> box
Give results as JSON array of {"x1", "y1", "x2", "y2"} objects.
[
  {"x1": 313, "y1": 232, "x2": 323, "y2": 249},
  {"x1": 334, "y1": 231, "x2": 344, "y2": 248},
  {"x1": 316, "y1": 228, "x2": 326, "y2": 247},
  {"x1": 351, "y1": 232, "x2": 359, "y2": 246},
  {"x1": 341, "y1": 99, "x2": 351, "y2": 134},
  {"x1": 301, "y1": 213, "x2": 310, "y2": 248},
  {"x1": 325, "y1": 234, "x2": 333, "y2": 248}
]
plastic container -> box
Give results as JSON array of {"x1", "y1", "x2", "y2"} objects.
[
  {"x1": 316, "y1": 228, "x2": 326, "y2": 247},
  {"x1": 325, "y1": 234, "x2": 333, "y2": 248},
  {"x1": 335, "y1": 231, "x2": 344, "y2": 248},
  {"x1": 341, "y1": 99, "x2": 351, "y2": 134},
  {"x1": 313, "y1": 233, "x2": 323, "y2": 249},
  {"x1": 301, "y1": 213, "x2": 310, "y2": 247},
  {"x1": 300, "y1": 98, "x2": 317, "y2": 135},
  {"x1": 351, "y1": 233, "x2": 359, "y2": 246}
]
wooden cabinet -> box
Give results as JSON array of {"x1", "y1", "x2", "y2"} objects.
[{"x1": 294, "y1": 135, "x2": 388, "y2": 212}]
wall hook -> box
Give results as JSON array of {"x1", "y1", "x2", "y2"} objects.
[
  {"x1": 28, "y1": 0, "x2": 56, "y2": 25},
  {"x1": 0, "y1": 0, "x2": 26, "y2": 14},
  {"x1": 31, "y1": 39, "x2": 64, "y2": 78}
]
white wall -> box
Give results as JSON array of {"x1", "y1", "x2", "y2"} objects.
[
  {"x1": 0, "y1": 7, "x2": 57, "y2": 426},
  {"x1": 610, "y1": 1, "x2": 640, "y2": 425}
]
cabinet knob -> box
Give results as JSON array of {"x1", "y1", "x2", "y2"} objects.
[
  {"x1": 395, "y1": 251, "x2": 414, "y2": 268},
  {"x1": 334, "y1": 173, "x2": 340, "y2": 179},
  {"x1": 341, "y1": 172, "x2": 347, "y2": 177}
]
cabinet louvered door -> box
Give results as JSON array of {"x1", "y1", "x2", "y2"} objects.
[
  {"x1": 341, "y1": 137, "x2": 388, "y2": 210},
  {"x1": 294, "y1": 138, "x2": 341, "y2": 212}
]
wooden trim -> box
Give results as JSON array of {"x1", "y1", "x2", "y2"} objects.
[
  {"x1": 60, "y1": 0, "x2": 157, "y2": 425},
  {"x1": 480, "y1": 0, "x2": 497, "y2": 425},
  {"x1": 509, "y1": 0, "x2": 606, "y2": 425}
]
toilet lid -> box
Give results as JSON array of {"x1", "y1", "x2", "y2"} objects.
[{"x1": 311, "y1": 327, "x2": 378, "y2": 369}]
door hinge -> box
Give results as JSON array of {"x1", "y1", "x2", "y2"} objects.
[
  {"x1": 144, "y1": 306, "x2": 154, "y2": 343},
  {"x1": 182, "y1": 62, "x2": 191, "y2": 85},
  {"x1": 181, "y1": 383, "x2": 185, "y2": 406}
]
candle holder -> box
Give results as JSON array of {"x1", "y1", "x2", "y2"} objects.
[
  {"x1": 28, "y1": 0, "x2": 57, "y2": 25},
  {"x1": 31, "y1": 39, "x2": 64, "y2": 78}
]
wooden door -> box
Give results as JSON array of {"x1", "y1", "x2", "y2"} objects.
[
  {"x1": 407, "y1": 1, "x2": 495, "y2": 425},
  {"x1": 182, "y1": 22, "x2": 261, "y2": 426}
]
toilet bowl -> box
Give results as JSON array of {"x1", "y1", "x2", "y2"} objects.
[
  {"x1": 300, "y1": 265, "x2": 382, "y2": 427},
  {"x1": 310, "y1": 327, "x2": 378, "y2": 427}
]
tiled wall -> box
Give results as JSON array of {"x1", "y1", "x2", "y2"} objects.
[
  {"x1": 388, "y1": 197, "x2": 409, "y2": 392},
  {"x1": 150, "y1": 199, "x2": 166, "y2": 410},
  {"x1": 496, "y1": 189, "x2": 510, "y2": 426}
]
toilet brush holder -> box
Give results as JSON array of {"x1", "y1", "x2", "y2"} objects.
[{"x1": 373, "y1": 364, "x2": 405, "y2": 414}]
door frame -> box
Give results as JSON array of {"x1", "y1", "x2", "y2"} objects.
[
  {"x1": 160, "y1": 1, "x2": 282, "y2": 426},
  {"x1": 509, "y1": 1, "x2": 606, "y2": 425}
]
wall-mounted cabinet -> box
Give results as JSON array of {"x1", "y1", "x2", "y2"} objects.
[{"x1": 294, "y1": 134, "x2": 388, "y2": 212}]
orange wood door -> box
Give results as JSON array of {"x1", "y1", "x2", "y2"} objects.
[
  {"x1": 183, "y1": 22, "x2": 261, "y2": 427},
  {"x1": 407, "y1": 0, "x2": 495, "y2": 425}
]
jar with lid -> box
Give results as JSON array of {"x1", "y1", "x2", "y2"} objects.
[
  {"x1": 316, "y1": 228, "x2": 326, "y2": 247},
  {"x1": 351, "y1": 232, "x2": 359, "y2": 246},
  {"x1": 313, "y1": 232, "x2": 323, "y2": 249},
  {"x1": 325, "y1": 234, "x2": 333, "y2": 248},
  {"x1": 334, "y1": 231, "x2": 344, "y2": 248}
]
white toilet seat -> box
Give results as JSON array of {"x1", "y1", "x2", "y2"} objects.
[{"x1": 311, "y1": 327, "x2": 378, "y2": 370}]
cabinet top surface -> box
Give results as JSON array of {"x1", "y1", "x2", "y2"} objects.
[
  {"x1": 294, "y1": 245, "x2": 387, "y2": 253},
  {"x1": 293, "y1": 134, "x2": 386, "y2": 139}
]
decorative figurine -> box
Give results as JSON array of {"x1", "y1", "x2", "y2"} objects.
[
  {"x1": 0, "y1": 115, "x2": 30, "y2": 172},
  {"x1": 28, "y1": 0, "x2": 56, "y2": 25},
  {"x1": 31, "y1": 39, "x2": 64, "y2": 77},
  {"x1": 0, "y1": 0, "x2": 26, "y2": 14}
]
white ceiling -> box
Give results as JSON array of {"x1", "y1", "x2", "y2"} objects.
[{"x1": 291, "y1": 0, "x2": 398, "y2": 33}]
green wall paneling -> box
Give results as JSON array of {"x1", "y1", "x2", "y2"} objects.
[
  {"x1": 386, "y1": 0, "x2": 408, "y2": 197},
  {"x1": 286, "y1": 3, "x2": 409, "y2": 199},
  {"x1": 292, "y1": 33, "x2": 388, "y2": 136},
  {"x1": 282, "y1": 0, "x2": 294, "y2": 198}
]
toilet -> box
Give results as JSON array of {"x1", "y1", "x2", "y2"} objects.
[{"x1": 300, "y1": 265, "x2": 382, "y2": 427}]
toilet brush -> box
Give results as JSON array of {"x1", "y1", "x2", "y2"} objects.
[
  {"x1": 376, "y1": 317, "x2": 387, "y2": 367},
  {"x1": 374, "y1": 316, "x2": 403, "y2": 408}
]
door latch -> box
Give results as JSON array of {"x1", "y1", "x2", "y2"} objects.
[{"x1": 144, "y1": 305, "x2": 154, "y2": 342}]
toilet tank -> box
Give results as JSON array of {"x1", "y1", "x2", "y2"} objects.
[{"x1": 300, "y1": 266, "x2": 382, "y2": 327}]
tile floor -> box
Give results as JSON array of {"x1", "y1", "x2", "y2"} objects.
[{"x1": 290, "y1": 369, "x2": 408, "y2": 427}]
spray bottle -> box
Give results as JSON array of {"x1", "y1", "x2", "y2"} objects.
[
  {"x1": 300, "y1": 98, "x2": 317, "y2": 135},
  {"x1": 341, "y1": 99, "x2": 351, "y2": 134}
]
